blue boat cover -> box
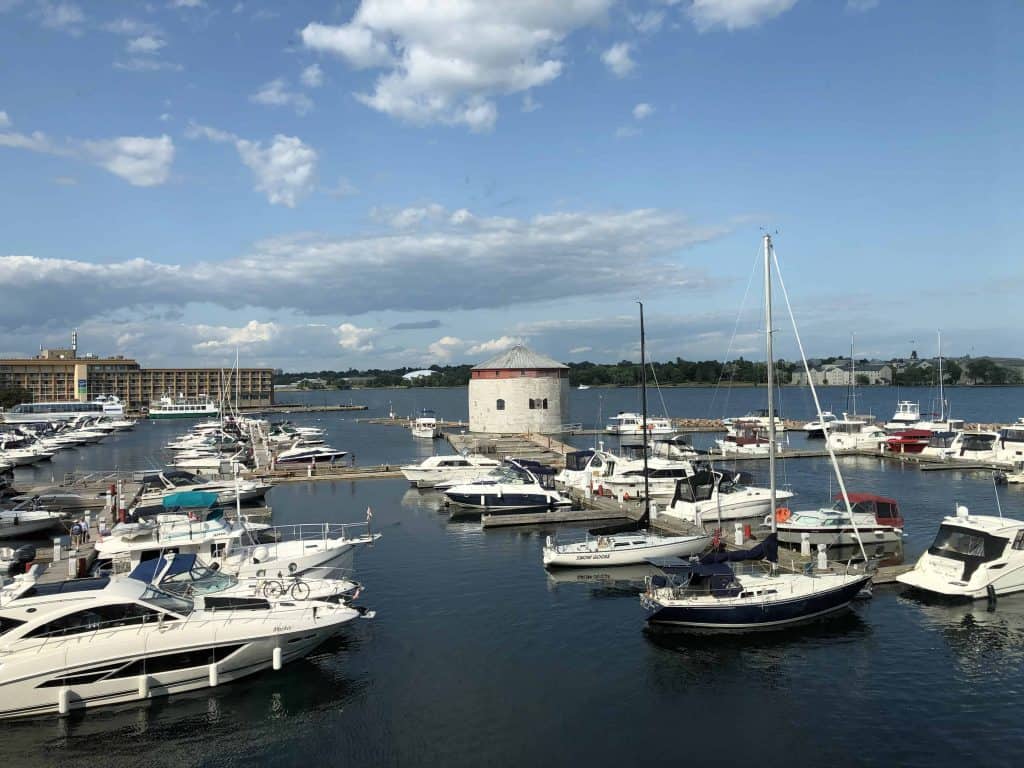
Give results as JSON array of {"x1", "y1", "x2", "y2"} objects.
[
  {"x1": 129, "y1": 553, "x2": 198, "y2": 584},
  {"x1": 162, "y1": 491, "x2": 219, "y2": 509},
  {"x1": 701, "y1": 533, "x2": 778, "y2": 564}
]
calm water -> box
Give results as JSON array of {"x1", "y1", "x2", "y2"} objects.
[{"x1": 6, "y1": 388, "x2": 1024, "y2": 767}]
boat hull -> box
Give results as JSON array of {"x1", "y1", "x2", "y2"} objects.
[
  {"x1": 543, "y1": 535, "x2": 710, "y2": 567},
  {"x1": 645, "y1": 574, "x2": 871, "y2": 631},
  {"x1": 777, "y1": 526, "x2": 901, "y2": 547}
]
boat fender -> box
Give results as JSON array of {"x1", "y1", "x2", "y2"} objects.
[{"x1": 775, "y1": 507, "x2": 791, "y2": 523}]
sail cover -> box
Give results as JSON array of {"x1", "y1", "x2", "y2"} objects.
[{"x1": 701, "y1": 533, "x2": 778, "y2": 564}]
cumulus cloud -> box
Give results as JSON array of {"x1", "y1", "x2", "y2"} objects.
[
  {"x1": 186, "y1": 123, "x2": 318, "y2": 207},
  {"x1": 426, "y1": 336, "x2": 466, "y2": 362},
  {"x1": 0, "y1": 117, "x2": 174, "y2": 186},
  {"x1": 193, "y1": 319, "x2": 280, "y2": 352},
  {"x1": 687, "y1": 0, "x2": 798, "y2": 32},
  {"x1": 467, "y1": 336, "x2": 524, "y2": 356},
  {"x1": 0, "y1": 205, "x2": 727, "y2": 332},
  {"x1": 601, "y1": 42, "x2": 634, "y2": 77},
  {"x1": 300, "y1": 1, "x2": 612, "y2": 131},
  {"x1": 250, "y1": 78, "x2": 314, "y2": 115},
  {"x1": 300, "y1": 63, "x2": 324, "y2": 88},
  {"x1": 633, "y1": 102, "x2": 654, "y2": 120},
  {"x1": 127, "y1": 35, "x2": 166, "y2": 54},
  {"x1": 334, "y1": 322, "x2": 376, "y2": 351}
]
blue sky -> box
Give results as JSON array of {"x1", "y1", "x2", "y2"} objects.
[{"x1": 0, "y1": 0, "x2": 1020, "y2": 370}]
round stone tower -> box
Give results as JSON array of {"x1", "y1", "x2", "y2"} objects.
[{"x1": 468, "y1": 345, "x2": 569, "y2": 434}]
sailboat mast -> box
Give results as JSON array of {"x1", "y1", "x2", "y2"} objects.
[
  {"x1": 937, "y1": 330, "x2": 945, "y2": 422},
  {"x1": 764, "y1": 235, "x2": 777, "y2": 533},
  {"x1": 639, "y1": 300, "x2": 651, "y2": 521}
]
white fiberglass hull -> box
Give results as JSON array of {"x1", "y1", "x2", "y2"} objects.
[
  {"x1": 400, "y1": 466, "x2": 500, "y2": 488},
  {"x1": 666, "y1": 490, "x2": 794, "y2": 524},
  {"x1": 776, "y1": 525, "x2": 901, "y2": 547},
  {"x1": 543, "y1": 533, "x2": 710, "y2": 567}
]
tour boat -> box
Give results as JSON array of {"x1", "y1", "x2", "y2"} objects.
[
  {"x1": 411, "y1": 409, "x2": 441, "y2": 439},
  {"x1": 148, "y1": 395, "x2": 220, "y2": 420},
  {"x1": 898, "y1": 507, "x2": 1024, "y2": 599},
  {"x1": 605, "y1": 412, "x2": 673, "y2": 436},
  {"x1": 0, "y1": 575, "x2": 359, "y2": 719},
  {"x1": 885, "y1": 429, "x2": 932, "y2": 455},
  {"x1": 400, "y1": 454, "x2": 503, "y2": 488},
  {"x1": 1, "y1": 395, "x2": 124, "y2": 424},
  {"x1": 773, "y1": 493, "x2": 904, "y2": 547}
]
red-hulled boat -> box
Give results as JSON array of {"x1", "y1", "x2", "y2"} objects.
[{"x1": 886, "y1": 429, "x2": 932, "y2": 454}]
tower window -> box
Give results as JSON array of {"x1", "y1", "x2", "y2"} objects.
[
  {"x1": 496, "y1": 398, "x2": 505, "y2": 410},
  {"x1": 543, "y1": 399, "x2": 548, "y2": 409}
]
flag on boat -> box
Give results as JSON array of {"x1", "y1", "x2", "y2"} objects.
[{"x1": 366, "y1": 506, "x2": 373, "y2": 520}]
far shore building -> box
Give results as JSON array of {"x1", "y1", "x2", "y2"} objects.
[
  {"x1": 402, "y1": 369, "x2": 438, "y2": 382},
  {"x1": 791, "y1": 359, "x2": 893, "y2": 387},
  {"x1": 0, "y1": 332, "x2": 274, "y2": 410},
  {"x1": 468, "y1": 345, "x2": 568, "y2": 434}
]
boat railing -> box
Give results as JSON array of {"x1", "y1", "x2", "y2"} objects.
[{"x1": 252, "y1": 521, "x2": 375, "y2": 546}]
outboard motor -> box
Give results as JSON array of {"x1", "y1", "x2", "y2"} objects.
[{"x1": 5, "y1": 544, "x2": 36, "y2": 575}]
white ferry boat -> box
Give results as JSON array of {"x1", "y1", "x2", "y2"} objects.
[
  {"x1": 1, "y1": 395, "x2": 124, "y2": 424},
  {"x1": 148, "y1": 395, "x2": 220, "y2": 420}
]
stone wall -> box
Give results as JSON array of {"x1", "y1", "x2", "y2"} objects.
[{"x1": 468, "y1": 375, "x2": 568, "y2": 433}]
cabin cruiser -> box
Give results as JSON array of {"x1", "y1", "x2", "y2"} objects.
[
  {"x1": 0, "y1": 500, "x2": 63, "y2": 540},
  {"x1": 825, "y1": 416, "x2": 887, "y2": 452},
  {"x1": 663, "y1": 469, "x2": 794, "y2": 525},
  {"x1": 400, "y1": 454, "x2": 502, "y2": 488},
  {"x1": 885, "y1": 400, "x2": 921, "y2": 430},
  {"x1": 170, "y1": 448, "x2": 249, "y2": 472},
  {"x1": 898, "y1": 507, "x2": 1024, "y2": 599},
  {"x1": 0, "y1": 574, "x2": 359, "y2": 719},
  {"x1": 996, "y1": 461, "x2": 1024, "y2": 485},
  {"x1": 995, "y1": 419, "x2": 1024, "y2": 465},
  {"x1": 651, "y1": 434, "x2": 699, "y2": 460},
  {"x1": 598, "y1": 457, "x2": 698, "y2": 501},
  {"x1": 132, "y1": 469, "x2": 271, "y2": 515},
  {"x1": 773, "y1": 493, "x2": 904, "y2": 547},
  {"x1": 920, "y1": 431, "x2": 960, "y2": 459},
  {"x1": 411, "y1": 409, "x2": 441, "y2": 439},
  {"x1": 0, "y1": 445, "x2": 54, "y2": 467},
  {"x1": 802, "y1": 411, "x2": 838, "y2": 438},
  {"x1": 723, "y1": 409, "x2": 786, "y2": 433},
  {"x1": 275, "y1": 440, "x2": 347, "y2": 465},
  {"x1": 716, "y1": 421, "x2": 783, "y2": 456},
  {"x1": 945, "y1": 430, "x2": 1000, "y2": 462},
  {"x1": 605, "y1": 412, "x2": 673, "y2": 436},
  {"x1": 885, "y1": 429, "x2": 932, "y2": 455},
  {"x1": 443, "y1": 460, "x2": 570, "y2": 513}
]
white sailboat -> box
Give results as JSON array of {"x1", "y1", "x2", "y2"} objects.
[
  {"x1": 543, "y1": 302, "x2": 710, "y2": 568},
  {"x1": 641, "y1": 235, "x2": 873, "y2": 631}
]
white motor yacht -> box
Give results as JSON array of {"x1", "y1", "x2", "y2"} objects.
[
  {"x1": 0, "y1": 575, "x2": 359, "y2": 719},
  {"x1": 802, "y1": 411, "x2": 838, "y2": 438},
  {"x1": 411, "y1": 409, "x2": 441, "y2": 439},
  {"x1": 920, "y1": 431, "x2": 961, "y2": 459},
  {"x1": 995, "y1": 419, "x2": 1024, "y2": 465},
  {"x1": 132, "y1": 469, "x2": 271, "y2": 515},
  {"x1": 604, "y1": 412, "x2": 673, "y2": 436},
  {"x1": 825, "y1": 416, "x2": 887, "y2": 452},
  {"x1": 944, "y1": 430, "x2": 1000, "y2": 463},
  {"x1": 723, "y1": 409, "x2": 786, "y2": 433},
  {"x1": 275, "y1": 440, "x2": 347, "y2": 465},
  {"x1": 773, "y1": 493, "x2": 904, "y2": 547},
  {"x1": 663, "y1": 468, "x2": 794, "y2": 525},
  {"x1": 400, "y1": 454, "x2": 502, "y2": 488},
  {"x1": 443, "y1": 461, "x2": 570, "y2": 513},
  {"x1": 716, "y1": 421, "x2": 783, "y2": 456},
  {"x1": 0, "y1": 503, "x2": 64, "y2": 540},
  {"x1": 898, "y1": 507, "x2": 1024, "y2": 599},
  {"x1": 884, "y1": 400, "x2": 921, "y2": 430}
]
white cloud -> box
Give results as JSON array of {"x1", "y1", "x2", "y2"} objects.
[
  {"x1": 0, "y1": 119, "x2": 173, "y2": 186},
  {"x1": 250, "y1": 78, "x2": 314, "y2": 115},
  {"x1": 427, "y1": 336, "x2": 466, "y2": 361},
  {"x1": 159, "y1": 112, "x2": 172, "y2": 122},
  {"x1": 114, "y1": 58, "x2": 183, "y2": 72},
  {"x1": 687, "y1": 0, "x2": 798, "y2": 32},
  {"x1": 300, "y1": 1, "x2": 612, "y2": 131},
  {"x1": 300, "y1": 63, "x2": 324, "y2": 88},
  {"x1": 0, "y1": 111, "x2": 9, "y2": 128},
  {"x1": 82, "y1": 135, "x2": 174, "y2": 187},
  {"x1": 381, "y1": 203, "x2": 445, "y2": 229},
  {"x1": 40, "y1": 2, "x2": 84, "y2": 33},
  {"x1": 235, "y1": 135, "x2": 317, "y2": 207},
  {"x1": 187, "y1": 124, "x2": 319, "y2": 207},
  {"x1": 103, "y1": 18, "x2": 161, "y2": 36},
  {"x1": 467, "y1": 336, "x2": 524, "y2": 356},
  {"x1": 127, "y1": 35, "x2": 166, "y2": 54},
  {"x1": 169, "y1": 0, "x2": 204, "y2": 8},
  {"x1": 633, "y1": 102, "x2": 654, "y2": 120},
  {"x1": 0, "y1": 206, "x2": 727, "y2": 331},
  {"x1": 569, "y1": 345, "x2": 593, "y2": 354},
  {"x1": 334, "y1": 322, "x2": 376, "y2": 351},
  {"x1": 629, "y1": 9, "x2": 664, "y2": 33},
  {"x1": 193, "y1": 320, "x2": 280, "y2": 351},
  {"x1": 601, "y1": 42, "x2": 634, "y2": 77}
]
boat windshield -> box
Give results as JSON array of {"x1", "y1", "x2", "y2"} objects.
[
  {"x1": 141, "y1": 585, "x2": 195, "y2": 616},
  {"x1": 929, "y1": 525, "x2": 1004, "y2": 560},
  {"x1": 160, "y1": 563, "x2": 238, "y2": 596},
  {"x1": 830, "y1": 500, "x2": 875, "y2": 515}
]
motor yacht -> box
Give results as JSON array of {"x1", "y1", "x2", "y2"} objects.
[
  {"x1": 275, "y1": 440, "x2": 347, "y2": 465},
  {"x1": 0, "y1": 501, "x2": 64, "y2": 540},
  {"x1": 411, "y1": 409, "x2": 441, "y2": 439},
  {"x1": 995, "y1": 419, "x2": 1024, "y2": 465},
  {"x1": 663, "y1": 469, "x2": 794, "y2": 525},
  {"x1": 825, "y1": 416, "x2": 887, "y2": 452},
  {"x1": 898, "y1": 507, "x2": 1024, "y2": 599},
  {"x1": 132, "y1": 469, "x2": 271, "y2": 515},
  {"x1": 802, "y1": 411, "x2": 838, "y2": 438},
  {"x1": 443, "y1": 460, "x2": 570, "y2": 512},
  {"x1": 0, "y1": 574, "x2": 359, "y2": 719},
  {"x1": 722, "y1": 409, "x2": 786, "y2": 433},
  {"x1": 773, "y1": 493, "x2": 903, "y2": 547},
  {"x1": 716, "y1": 421, "x2": 783, "y2": 456},
  {"x1": 885, "y1": 429, "x2": 932, "y2": 455},
  {"x1": 400, "y1": 454, "x2": 502, "y2": 488},
  {"x1": 945, "y1": 430, "x2": 1000, "y2": 462},
  {"x1": 604, "y1": 412, "x2": 673, "y2": 436},
  {"x1": 920, "y1": 431, "x2": 961, "y2": 459},
  {"x1": 885, "y1": 400, "x2": 921, "y2": 430}
]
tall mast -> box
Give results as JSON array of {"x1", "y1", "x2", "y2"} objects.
[
  {"x1": 937, "y1": 330, "x2": 945, "y2": 421},
  {"x1": 764, "y1": 235, "x2": 776, "y2": 533},
  {"x1": 850, "y1": 333, "x2": 857, "y2": 415},
  {"x1": 639, "y1": 300, "x2": 650, "y2": 525}
]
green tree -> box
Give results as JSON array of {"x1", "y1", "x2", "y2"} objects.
[
  {"x1": 0, "y1": 387, "x2": 30, "y2": 409},
  {"x1": 943, "y1": 360, "x2": 962, "y2": 385}
]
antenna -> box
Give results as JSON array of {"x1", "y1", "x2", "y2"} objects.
[{"x1": 71, "y1": 328, "x2": 78, "y2": 354}]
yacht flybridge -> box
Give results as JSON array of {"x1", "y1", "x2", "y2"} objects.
[
  {"x1": 898, "y1": 507, "x2": 1024, "y2": 599},
  {"x1": 605, "y1": 412, "x2": 673, "y2": 436},
  {"x1": 0, "y1": 574, "x2": 360, "y2": 719},
  {"x1": 400, "y1": 453, "x2": 502, "y2": 488}
]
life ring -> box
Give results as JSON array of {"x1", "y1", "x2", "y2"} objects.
[{"x1": 775, "y1": 507, "x2": 791, "y2": 523}]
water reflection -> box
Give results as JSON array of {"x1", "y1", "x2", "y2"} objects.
[
  {"x1": 902, "y1": 593, "x2": 1024, "y2": 671},
  {"x1": 545, "y1": 564, "x2": 661, "y2": 596}
]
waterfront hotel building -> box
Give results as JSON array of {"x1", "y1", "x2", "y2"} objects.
[{"x1": 0, "y1": 334, "x2": 274, "y2": 410}]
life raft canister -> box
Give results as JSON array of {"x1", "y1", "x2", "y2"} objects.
[{"x1": 775, "y1": 507, "x2": 791, "y2": 523}]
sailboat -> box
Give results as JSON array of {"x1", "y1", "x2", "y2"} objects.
[
  {"x1": 640, "y1": 235, "x2": 873, "y2": 630},
  {"x1": 542, "y1": 302, "x2": 711, "y2": 568}
]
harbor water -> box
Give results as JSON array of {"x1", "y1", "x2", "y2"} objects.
[{"x1": 5, "y1": 386, "x2": 1024, "y2": 767}]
